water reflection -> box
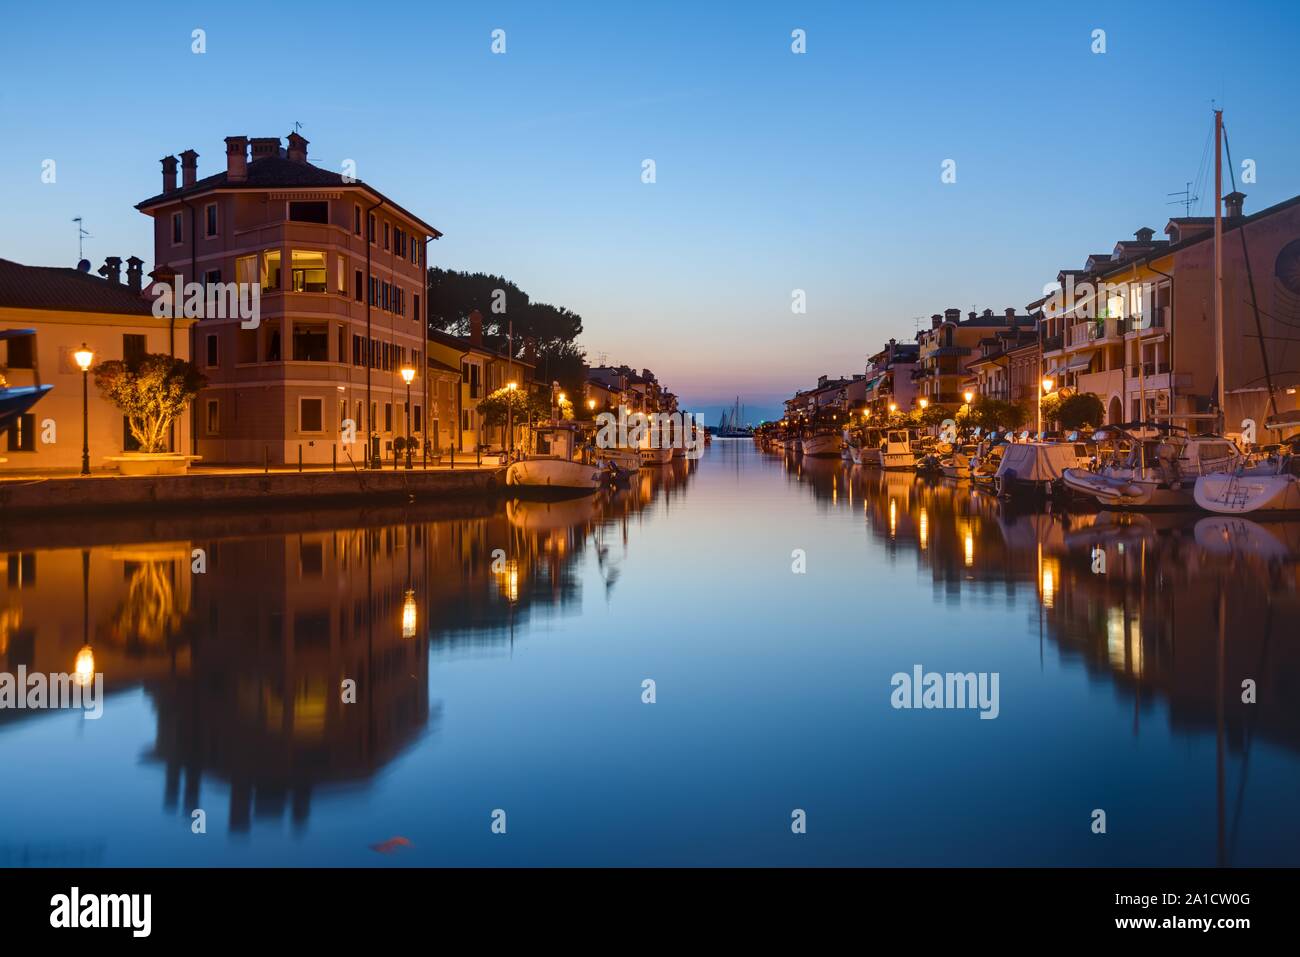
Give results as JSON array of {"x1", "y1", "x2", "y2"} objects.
[{"x1": 0, "y1": 457, "x2": 698, "y2": 838}]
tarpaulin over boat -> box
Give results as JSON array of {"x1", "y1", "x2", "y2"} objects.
[{"x1": 995, "y1": 442, "x2": 1080, "y2": 482}]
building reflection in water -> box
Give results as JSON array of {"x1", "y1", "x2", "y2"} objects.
[
  {"x1": 0, "y1": 457, "x2": 697, "y2": 835},
  {"x1": 784, "y1": 454, "x2": 1300, "y2": 862}
]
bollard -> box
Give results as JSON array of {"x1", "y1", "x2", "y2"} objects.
[
  {"x1": 332, "y1": 445, "x2": 337, "y2": 472},
  {"x1": 264, "y1": 446, "x2": 269, "y2": 474},
  {"x1": 298, "y1": 445, "x2": 303, "y2": 473}
]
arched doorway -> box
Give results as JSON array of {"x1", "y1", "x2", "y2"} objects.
[{"x1": 1107, "y1": 395, "x2": 1123, "y2": 424}]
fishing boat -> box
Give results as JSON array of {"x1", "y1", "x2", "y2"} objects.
[
  {"x1": 801, "y1": 429, "x2": 843, "y2": 459},
  {"x1": 640, "y1": 445, "x2": 674, "y2": 466},
  {"x1": 506, "y1": 421, "x2": 609, "y2": 494},
  {"x1": 880, "y1": 429, "x2": 915, "y2": 470},
  {"x1": 1061, "y1": 424, "x2": 1239, "y2": 509},
  {"x1": 0, "y1": 329, "x2": 53, "y2": 433}
]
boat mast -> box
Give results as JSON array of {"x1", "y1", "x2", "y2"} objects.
[{"x1": 1214, "y1": 108, "x2": 1226, "y2": 433}]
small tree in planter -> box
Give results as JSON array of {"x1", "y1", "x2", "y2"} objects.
[{"x1": 94, "y1": 354, "x2": 206, "y2": 454}]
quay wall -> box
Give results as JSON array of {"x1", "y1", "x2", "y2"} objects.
[{"x1": 0, "y1": 467, "x2": 505, "y2": 518}]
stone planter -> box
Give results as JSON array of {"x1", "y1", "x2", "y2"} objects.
[{"x1": 104, "y1": 453, "x2": 201, "y2": 476}]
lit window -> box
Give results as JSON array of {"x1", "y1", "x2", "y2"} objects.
[
  {"x1": 261, "y1": 250, "x2": 281, "y2": 291},
  {"x1": 290, "y1": 250, "x2": 327, "y2": 292}
]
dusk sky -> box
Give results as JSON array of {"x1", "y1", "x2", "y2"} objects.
[{"x1": 2, "y1": 0, "x2": 1297, "y2": 421}]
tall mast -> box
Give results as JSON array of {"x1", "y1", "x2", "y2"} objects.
[{"x1": 1214, "y1": 108, "x2": 1226, "y2": 431}]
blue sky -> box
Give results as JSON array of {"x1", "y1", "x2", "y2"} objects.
[{"x1": 1, "y1": 0, "x2": 1297, "y2": 422}]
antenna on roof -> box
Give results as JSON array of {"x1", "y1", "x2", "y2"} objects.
[
  {"x1": 294, "y1": 121, "x2": 303, "y2": 133},
  {"x1": 72, "y1": 216, "x2": 91, "y2": 264},
  {"x1": 1167, "y1": 181, "x2": 1198, "y2": 217}
]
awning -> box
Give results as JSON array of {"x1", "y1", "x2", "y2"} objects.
[
  {"x1": 1044, "y1": 363, "x2": 1065, "y2": 377},
  {"x1": 1065, "y1": 350, "x2": 1095, "y2": 372},
  {"x1": 863, "y1": 376, "x2": 885, "y2": 393}
]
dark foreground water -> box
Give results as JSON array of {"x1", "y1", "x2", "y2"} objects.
[{"x1": 1, "y1": 440, "x2": 1298, "y2": 866}]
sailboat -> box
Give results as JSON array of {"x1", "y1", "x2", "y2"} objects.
[
  {"x1": 1195, "y1": 414, "x2": 1300, "y2": 514},
  {"x1": 716, "y1": 397, "x2": 752, "y2": 437}
]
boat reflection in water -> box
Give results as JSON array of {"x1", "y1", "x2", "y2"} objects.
[
  {"x1": 782, "y1": 454, "x2": 1300, "y2": 864},
  {"x1": 0, "y1": 458, "x2": 696, "y2": 846}
]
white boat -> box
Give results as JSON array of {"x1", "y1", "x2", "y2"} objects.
[
  {"x1": 1062, "y1": 426, "x2": 1239, "y2": 509},
  {"x1": 939, "y1": 443, "x2": 978, "y2": 479},
  {"x1": 1194, "y1": 438, "x2": 1300, "y2": 514},
  {"x1": 506, "y1": 422, "x2": 607, "y2": 493},
  {"x1": 600, "y1": 447, "x2": 642, "y2": 473},
  {"x1": 880, "y1": 429, "x2": 915, "y2": 470},
  {"x1": 801, "y1": 431, "x2": 843, "y2": 458},
  {"x1": 994, "y1": 441, "x2": 1090, "y2": 499}
]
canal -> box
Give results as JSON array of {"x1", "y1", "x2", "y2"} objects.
[{"x1": 1, "y1": 439, "x2": 1298, "y2": 866}]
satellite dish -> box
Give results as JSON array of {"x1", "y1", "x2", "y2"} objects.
[{"x1": 76, "y1": 259, "x2": 91, "y2": 273}]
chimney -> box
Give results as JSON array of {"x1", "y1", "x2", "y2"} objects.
[
  {"x1": 967, "y1": 310, "x2": 977, "y2": 321},
  {"x1": 160, "y1": 155, "x2": 178, "y2": 194},
  {"x1": 179, "y1": 149, "x2": 198, "y2": 188},
  {"x1": 930, "y1": 313, "x2": 943, "y2": 329},
  {"x1": 98, "y1": 256, "x2": 122, "y2": 285},
  {"x1": 225, "y1": 136, "x2": 248, "y2": 183},
  {"x1": 1004, "y1": 307, "x2": 1017, "y2": 323},
  {"x1": 1224, "y1": 191, "x2": 1246, "y2": 219},
  {"x1": 126, "y1": 256, "x2": 145, "y2": 294},
  {"x1": 944, "y1": 308, "x2": 961, "y2": 324},
  {"x1": 982, "y1": 308, "x2": 993, "y2": 317},
  {"x1": 1134, "y1": 226, "x2": 1155, "y2": 243},
  {"x1": 469, "y1": 309, "x2": 483, "y2": 346},
  {"x1": 286, "y1": 131, "x2": 308, "y2": 164},
  {"x1": 250, "y1": 137, "x2": 280, "y2": 160}
]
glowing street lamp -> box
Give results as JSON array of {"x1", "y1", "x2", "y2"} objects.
[
  {"x1": 506, "y1": 381, "x2": 518, "y2": 460},
  {"x1": 1037, "y1": 376, "x2": 1055, "y2": 434},
  {"x1": 888, "y1": 402, "x2": 898, "y2": 414},
  {"x1": 919, "y1": 398, "x2": 929, "y2": 410},
  {"x1": 74, "y1": 343, "x2": 94, "y2": 476},
  {"x1": 400, "y1": 365, "x2": 416, "y2": 469},
  {"x1": 963, "y1": 390, "x2": 974, "y2": 405}
]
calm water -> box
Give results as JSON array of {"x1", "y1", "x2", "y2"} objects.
[{"x1": 2, "y1": 440, "x2": 1298, "y2": 866}]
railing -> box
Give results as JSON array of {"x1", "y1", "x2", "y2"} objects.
[
  {"x1": 1129, "y1": 362, "x2": 1170, "y2": 377},
  {"x1": 1042, "y1": 334, "x2": 1064, "y2": 353}
]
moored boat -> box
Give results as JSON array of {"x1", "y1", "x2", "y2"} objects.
[
  {"x1": 880, "y1": 429, "x2": 915, "y2": 470},
  {"x1": 1194, "y1": 436, "x2": 1300, "y2": 514},
  {"x1": 506, "y1": 422, "x2": 609, "y2": 494},
  {"x1": 1061, "y1": 424, "x2": 1239, "y2": 510}
]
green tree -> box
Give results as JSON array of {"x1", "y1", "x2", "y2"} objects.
[
  {"x1": 476, "y1": 385, "x2": 545, "y2": 427},
  {"x1": 93, "y1": 354, "x2": 206, "y2": 453},
  {"x1": 1057, "y1": 392, "x2": 1105, "y2": 430}
]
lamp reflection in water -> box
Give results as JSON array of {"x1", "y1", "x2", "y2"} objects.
[
  {"x1": 401, "y1": 588, "x2": 418, "y2": 638},
  {"x1": 75, "y1": 548, "x2": 94, "y2": 685}
]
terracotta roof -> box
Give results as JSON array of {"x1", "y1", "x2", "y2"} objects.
[
  {"x1": 136, "y1": 155, "x2": 442, "y2": 237},
  {"x1": 0, "y1": 258, "x2": 154, "y2": 316}
]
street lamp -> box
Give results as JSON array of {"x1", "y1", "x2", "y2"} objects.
[
  {"x1": 919, "y1": 398, "x2": 929, "y2": 410},
  {"x1": 400, "y1": 365, "x2": 415, "y2": 469},
  {"x1": 73, "y1": 343, "x2": 94, "y2": 476},
  {"x1": 507, "y1": 381, "x2": 518, "y2": 460},
  {"x1": 963, "y1": 390, "x2": 974, "y2": 405},
  {"x1": 1038, "y1": 376, "x2": 1055, "y2": 434}
]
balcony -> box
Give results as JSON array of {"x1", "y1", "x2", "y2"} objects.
[
  {"x1": 1070, "y1": 318, "x2": 1126, "y2": 347},
  {"x1": 1043, "y1": 334, "x2": 1064, "y2": 354}
]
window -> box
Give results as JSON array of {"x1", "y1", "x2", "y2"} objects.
[
  {"x1": 205, "y1": 333, "x2": 218, "y2": 367},
  {"x1": 204, "y1": 203, "x2": 218, "y2": 238},
  {"x1": 354, "y1": 205, "x2": 362, "y2": 235},
  {"x1": 261, "y1": 250, "x2": 281, "y2": 291},
  {"x1": 299, "y1": 397, "x2": 324, "y2": 433},
  {"x1": 5, "y1": 414, "x2": 35, "y2": 452},
  {"x1": 171, "y1": 212, "x2": 183, "y2": 244},
  {"x1": 411, "y1": 240, "x2": 419, "y2": 266},
  {"x1": 4, "y1": 335, "x2": 34, "y2": 369},
  {"x1": 385, "y1": 403, "x2": 392, "y2": 432},
  {"x1": 354, "y1": 269, "x2": 363, "y2": 302},
  {"x1": 203, "y1": 268, "x2": 221, "y2": 287},
  {"x1": 368, "y1": 213, "x2": 376, "y2": 243},
  {"x1": 123, "y1": 334, "x2": 147, "y2": 365},
  {"x1": 352, "y1": 334, "x2": 363, "y2": 365},
  {"x1": 235, "y1": 254, "x2": 257, "y2": 289},
  {"x1": 382, "y1": 281, "x2": 390, "y2": 311},
  {"x1": 337, "y1": 327, "x2": 346, "y2": 365},
  {"x1": 292, "y1": 322, "x2": 329, "y2": 361},
  {"x1": 413, "y1": 405, "x2": 422, "y2": 432},
  {"x1": 383, "y1": 222, "x2": 390, "y2": 250},
  {"x1": 288, "y1": 201, "x2": 329, "y2": 224},
  {"x1": 206, "y1": 398, "x2": 219, "y2": 435},
  {"x1": 290, "y1": 250, "x2": 327, "y2": 293},
  {"x1": 414, "y1": 294, "x2": 420, "y2": 323},
  {"x1": 267, "y1": 322, "x2": 281, "y2": 361},
  {"x1": 336, "y1": 255, "x2": 346, "y2": 294}
]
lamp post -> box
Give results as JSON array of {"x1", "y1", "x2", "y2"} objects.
[
  {"x1": 507, "y1": 381, "x2": 517, "y2": 461},
  {"x1": 74, "y1": 343, "x2": 94, "y2": 476},
  {"x1": 400, "y1": 365, "x2": 415, "y2": 469},
  {"x1": 1038, "y1": 376, "x2": 1054, "y2": 435}
]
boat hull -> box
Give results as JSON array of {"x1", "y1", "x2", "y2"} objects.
[
  {"x1": 881, "y1": 452, "x2": 915, "y2": 470},
  {"x1": 639, "y1": 446, "x2": 674, "y2": 466},
  {"x1": 801, "y1": 434, "x2": 843, "y2": 458},
  {"x1": 506, "y1": 458, "x2": 605, "y2": 492},
  {"x1": 1194, "y1": 472, "x2": 1300, "y2": 514}
]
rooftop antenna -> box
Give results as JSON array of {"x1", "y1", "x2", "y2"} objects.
[
  {"x1": 596, "y1": 351, "x2": 608, "y2": 367},
  {"x1": 294, "y1": 120, "x2": 304, "y2": 133},
  {"x1": 72, "y1": 216, "x2": 91, "y2": 262},
  {"x1": 1167, "y1": 181, "x2": 1198, "y2": 217}
]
